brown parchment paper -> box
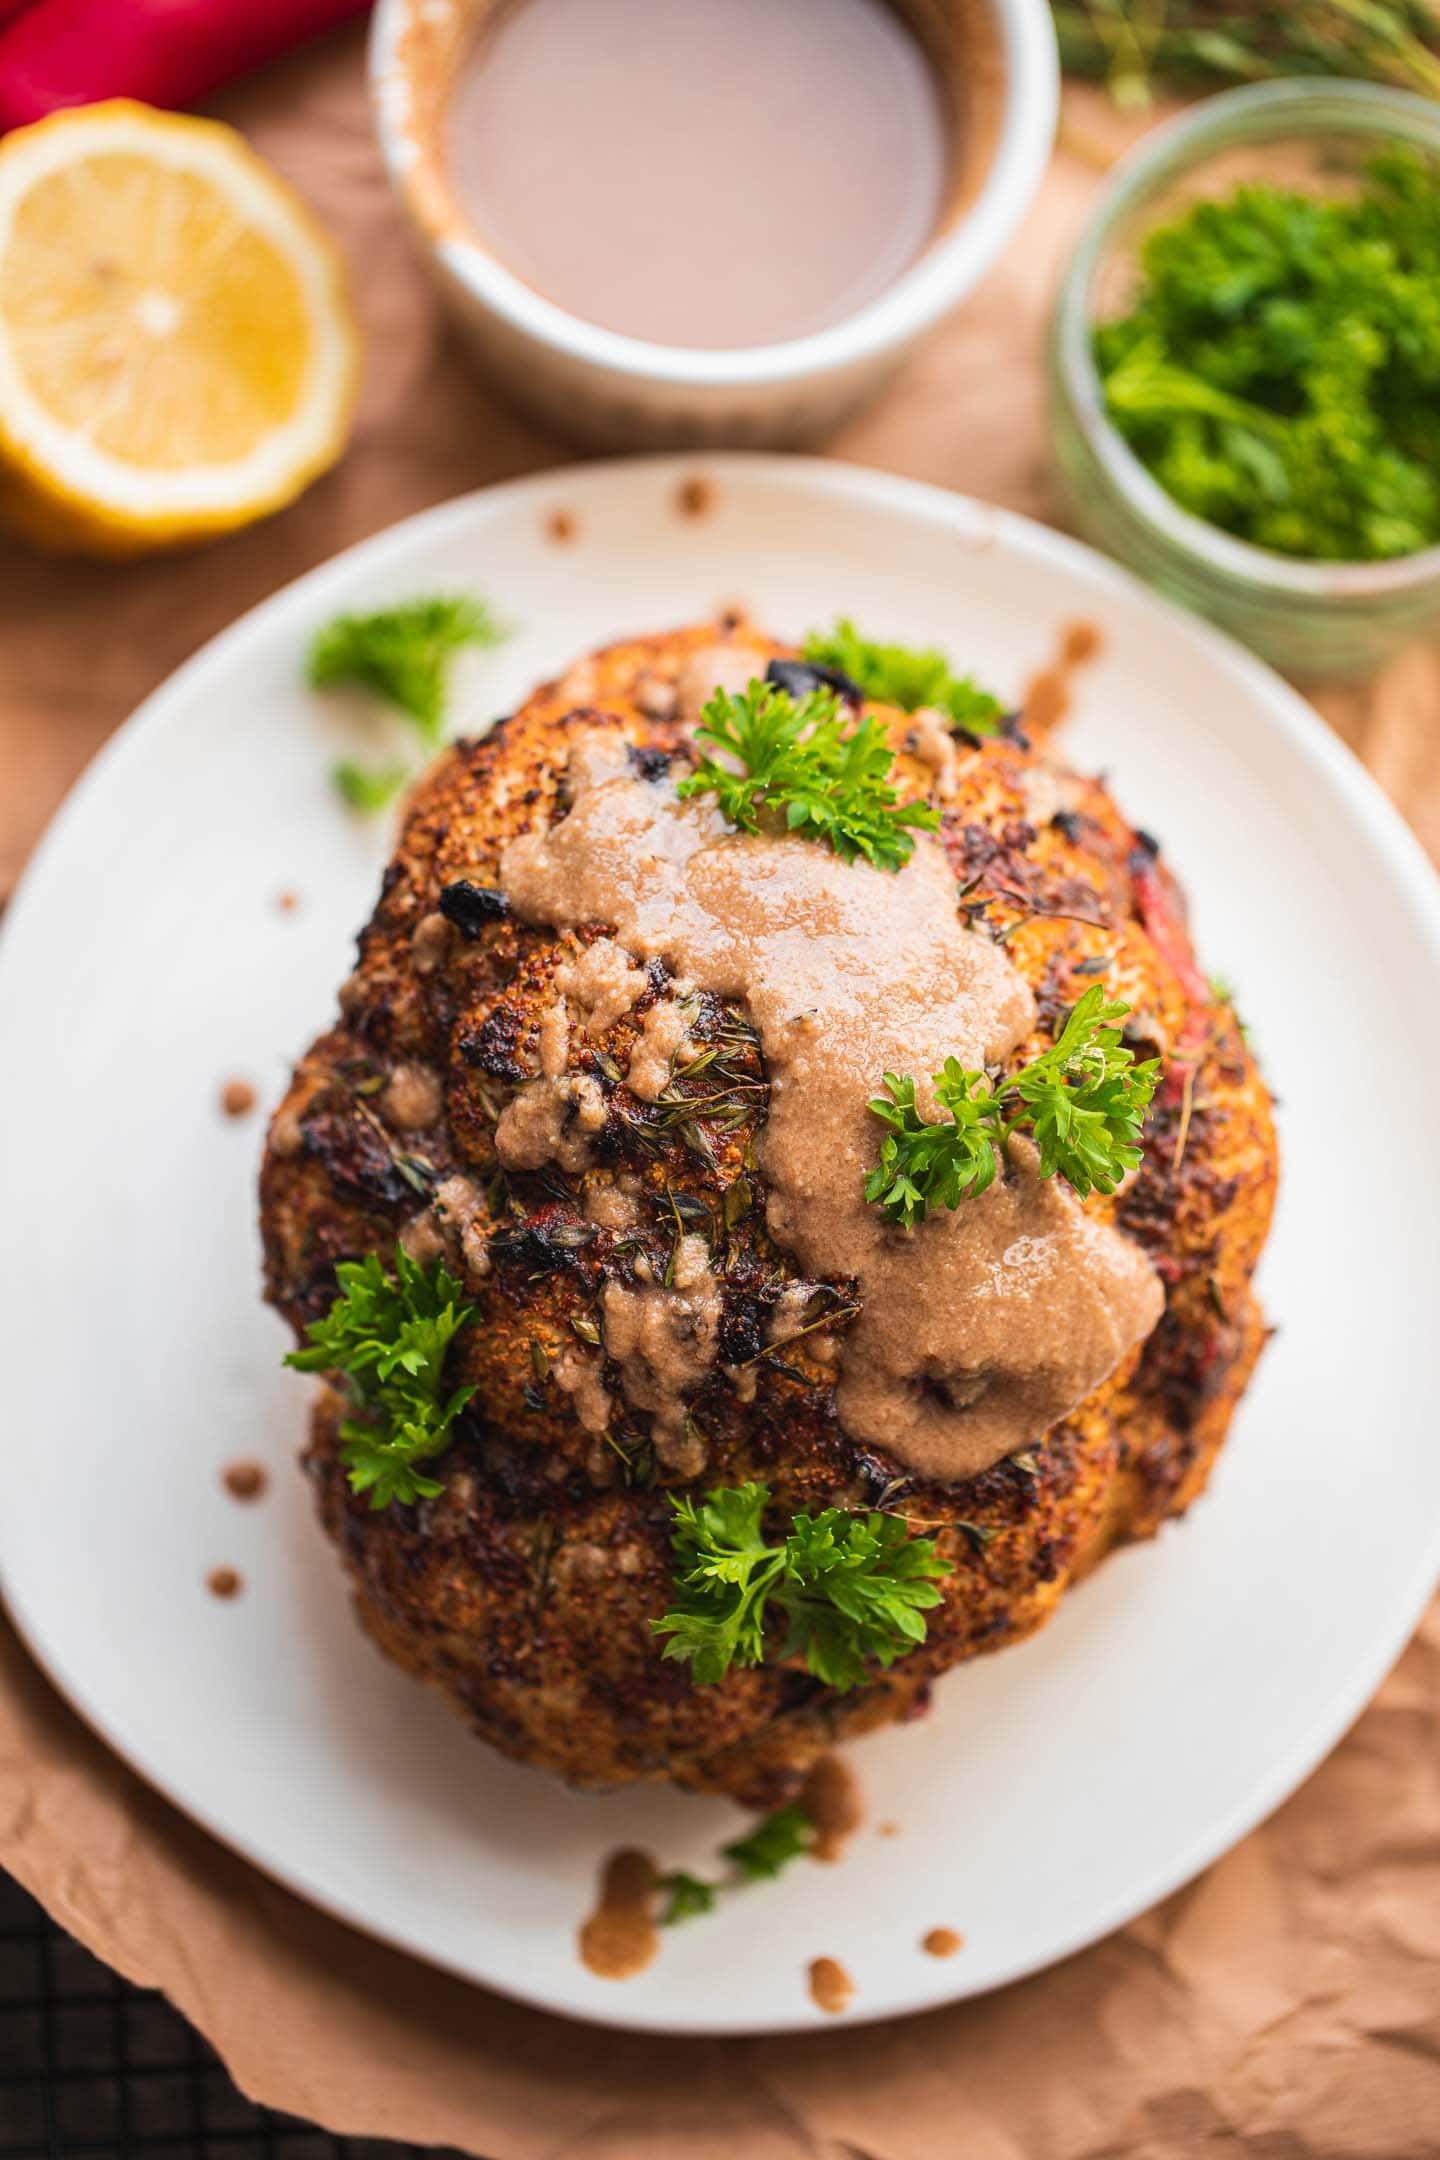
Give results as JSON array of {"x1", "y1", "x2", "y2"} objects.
[{"x1": 2, "y1": 26, "x2": 1440, "y2": 2158}]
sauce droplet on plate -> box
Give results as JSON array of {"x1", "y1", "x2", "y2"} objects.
[
  {"x1": 206, "y1": 1567, "x2": 242, "y2": 1600},
  {"x1": 579, "y1": 1848, "x2": 659, "y2": 1979},
  {"x1": 801, "y1": 1753, "x2": 864, "y2": 1864},
  {"x1": 676, "y1": 475, "x2": 713, "y2": 520},
  {"x1": 1024, "y1": 619, "x2": 1103, "y2": 736},
  {"x1": 808, "y1": 1956, "x2": 855, "y2": 2015},
  {"x1": 222, "y1": 1461, "x2": 268, "y2": 1502},
  {"x1": 219, "y1": 1079, "x2": 256, "y2": 1119},
  {"x1": 922, "y1": 1926, "x2": 964, "y2": 1958}
]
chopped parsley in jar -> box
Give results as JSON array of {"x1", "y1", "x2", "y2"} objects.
[{"x1": 1094, "y1": 149, "x2": 1440, "y2": 562}]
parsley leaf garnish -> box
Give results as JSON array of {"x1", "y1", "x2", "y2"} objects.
[
  {"x1": 651, "y1": 1481, "x2": 951, "y2": 1689},
  {"x1": 284, "y1": 1246, "x2": 476, "y2": 1509},
  {"x1": 655, "y1": 1803, "x2": 818, "y2": 1925},
  {"x1": 802, "y1": 619, "x2": 1005, "y2": 738},
  {"x1": 722, "y1": 1804, "x2": 815, "y2": 1880},
  {"x1": 656, "y1": 1871, "x2": 719, "y2": 1925},
  {"x1": 866, "y1": 984, "x2": 1161, "y2": 1228},
  {"x1": 308, "y1": 594, "x2": 506, "y2": 745},
  {"x1": 331, "y1": 758, "x2": 408, "y2": 814},
  {"x1": 676, "y1": 680, "x2": 939, "y2": 873}
]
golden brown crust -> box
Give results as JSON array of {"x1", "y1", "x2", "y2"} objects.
[{"x1": 260, "y1": 618, "x2": 1278, "y2": 1804}]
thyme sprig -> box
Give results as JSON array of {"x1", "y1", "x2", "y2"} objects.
[
  {"x1": 866, "y1": 984, "x2": 1160, "y2": 1228},
  {"x1": 1053, "y1": 0, "x2": 1440, "y2": 108},
  {"x1": 677, "y1": 680, "x2": 939, "y2": 872},
  {"x1": 284, "y1": 1246, "x2": 475, "y2": 1508},
  {"x1": 652, "y1": 1481, "x2": 951, "y2": 1689}
]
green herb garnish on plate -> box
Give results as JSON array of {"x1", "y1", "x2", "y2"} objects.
[
  {"x1": 309, "y1": 592, "x2": 508, "y2": 813},
  {"x1": 676, "y1": 679, "x2": 940, "y2": 871},
  {"x1": 866, "y1": 984, "x2": 1160, "y2": 1228},
  {"x1": 1095, "y1": 150, "x2": 1440, "y2": 562},
  {"x1": 656, "y1": 1870, "x2": 720, "y2": 1924},
  {"x1": 722, "y1": 1803, "x2": 816, "y2": 1880},
  {"x1": 656, "y1": 1803, "x2": 818, "y2": 1926},
  {"x1": 331, "y1": 758, "x2": 408, "y2": 814},
  {"x1": 284, "y1": 1246, "x2": 476, "y2": 1508},
  {"x1": 308, "y1": 594, "x2": 506, "y2": 741},
  {"x1": 802, "y1": 619, "x2": 1005, "y2": 737},
  {"x1": 651, "y1": 1480, "x2": 951, "y2": 1689}
]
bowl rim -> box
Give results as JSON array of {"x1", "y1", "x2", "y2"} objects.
[
  {"x1": 1052, "y1": 77, "x2": 1440, "y2": 601},
  {"x1": 368, "y1": 0, "x2": 1059, "y2": 390}
]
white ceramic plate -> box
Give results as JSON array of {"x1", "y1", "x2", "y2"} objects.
[{"x1": 2, "y1": 457, "x2": 1438, "y2": 2038}]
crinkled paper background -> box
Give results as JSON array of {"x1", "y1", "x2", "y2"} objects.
[{"x1": 2, "y1": 28, "x2": 1438, "y2": 2157}]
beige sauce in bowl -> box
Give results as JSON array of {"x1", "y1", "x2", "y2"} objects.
[{"x1": 443, "y1": 0, "x2": 950, "y2": 349}]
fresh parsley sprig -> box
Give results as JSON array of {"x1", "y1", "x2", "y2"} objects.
[
  {"x1": 309, "y1": 593, "x2": 507, "y2": 812},
  {"x1": 802, "y1": 619, "x2": 1005, "y2": 738},
  {"x1": 331, "y1": 759, "x2": 409, "y2": 814},
  {"x1": 723, "y1": 1804, "x2": 815, "y2": 1879},
  {"x1": 651, "y1": 1481, "x2": 951, "y2": 1690},
  {"x1": 657, "y1": 1870, "x2": 719, "y2": 1924},
  {"x1": 866, "y1": 984, "x2": 1161, "y2": 1228},
  {"x1": 284, "y1": 1246, "x2": 476, "y2": 1508},
  {"x1": 1092, "y1": 153, "x2": 1440, "y2": 562},
  {"x1": 309, "y1": 594, "x2": 505, "y2": 742},
  {"x1": 676, "y1": 680, "x2": 939, "y2": 873},
  {"x1": 656, "y1": 1803, "x2": 817, "y2": 1925}
]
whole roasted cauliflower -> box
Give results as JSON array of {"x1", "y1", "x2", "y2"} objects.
[{"x1": 261, "y1": 616, "x2": 1276, "y2": 1805}]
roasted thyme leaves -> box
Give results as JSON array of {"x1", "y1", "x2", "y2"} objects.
[{"x1": 1095, "y1": 151, "x2": 1440, "y2": 562}]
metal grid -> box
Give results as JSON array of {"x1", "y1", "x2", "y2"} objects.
[{"x1": 0, "y1": 1871, "x2": 472, "y2": 2160}]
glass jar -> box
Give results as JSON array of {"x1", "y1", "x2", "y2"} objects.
[{"x1": 1048, "y1": 80, "x2": 1440, "y2": 681}]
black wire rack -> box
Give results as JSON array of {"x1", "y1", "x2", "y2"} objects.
[{"x1": 0, "y1": 1871, "x2": 474, "y2": 2160}]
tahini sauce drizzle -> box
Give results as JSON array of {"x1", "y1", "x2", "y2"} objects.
[{"x1": 501, "y1": 735, "x2": 1162, "y2": 1483}]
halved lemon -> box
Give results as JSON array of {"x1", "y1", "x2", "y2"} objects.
[{"x1": 0, "y1": 100, "x2": 359, "y2": 556}]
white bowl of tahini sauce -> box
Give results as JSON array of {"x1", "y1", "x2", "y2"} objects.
[{"x1": 369, "y1": 0, "x2": 1058, "y2": 449}]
